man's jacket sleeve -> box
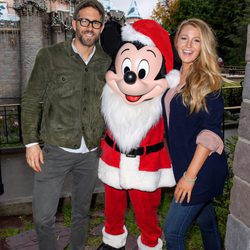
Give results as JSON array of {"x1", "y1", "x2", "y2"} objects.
[{"x1": 21, "y1": 48, "x2": 49, "y2": 145}]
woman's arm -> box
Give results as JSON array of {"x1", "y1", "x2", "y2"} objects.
[
  {"x1": 174, "y1": 143, "x2": 211, "y2": 203},
  {"x1": 175, "y1": 92, "x2": 225, "y2": 203}
]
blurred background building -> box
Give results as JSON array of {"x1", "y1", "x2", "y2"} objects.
[{"x1": 0, "y1": 0, "x2": 142, "y2": 102}]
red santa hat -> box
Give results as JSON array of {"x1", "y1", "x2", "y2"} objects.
[
  {"x1": 121, "y1": 19, "x2": 173, "y2": 73},
  {"x1": 121, "y1": 19, "x2": 179, "y2": 87}
]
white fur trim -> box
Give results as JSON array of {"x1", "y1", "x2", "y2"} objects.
[
  {"x1": 102, "y1": 226, "x2": 128, "y2": 248},
  {"x1": 102, "y1": 85, "x2": 162, "y2": 153},
  {"x1": 137, "y1": 235, "x2": 163, "y2": 250},
  {"x1": 119, "y1": 154, "x2": 140, "y2": 189},
  {"x1": 166, "y1": 69, "x2": 180, "y2": 88},
  {"x1": 121, "y1": 23, "x2": 155, "y2": 46},
  {"x1": 120, "y1": 155, "x2": 176, "y2": 191},
  {"x1": 98, "y1": 158, "x2": 176, "y2": 191},
  {"x1": 98, "y1": 158, "x2": 122, "y2": 189}
]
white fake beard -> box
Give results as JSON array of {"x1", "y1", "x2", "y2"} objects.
[{"x1": 101, "y1": 84, "x2": 162, "y2": 153}]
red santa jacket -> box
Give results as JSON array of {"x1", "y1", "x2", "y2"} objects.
[{"x1": 98, "y1": 117, "x2": 176, "y2": 192}]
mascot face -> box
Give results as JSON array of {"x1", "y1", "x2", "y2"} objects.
[{"x1": 106, "y1": 42, "x2": 169, "y2": 105}]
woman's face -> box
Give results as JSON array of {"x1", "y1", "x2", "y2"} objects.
[{"x1": 175, "y1": 24, "x2": 201, "y2": 67}]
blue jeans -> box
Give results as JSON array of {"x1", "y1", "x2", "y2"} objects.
[{"x1": 164, "y1": 199, "x2": 221, "y2": 250}]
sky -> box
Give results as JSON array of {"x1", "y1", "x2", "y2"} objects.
[
  {"x1": 111, "y1": 0, "x2": 158, "y2": 19},
  {"x1": 0, "y1": 0, "x2": 159, "y2": 20}
]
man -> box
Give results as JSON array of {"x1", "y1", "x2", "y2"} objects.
[{"x1": 21, "y1": 1, "x2": 111, "y2": 249}]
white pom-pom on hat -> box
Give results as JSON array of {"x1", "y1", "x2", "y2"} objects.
[{"x1": 166, "y1": 69, "x2": 180, "y2": 88}]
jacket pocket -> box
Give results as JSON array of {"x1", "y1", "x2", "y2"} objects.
[{"x1": 49, "y1": 70, "x2": 78, "y2": 98}]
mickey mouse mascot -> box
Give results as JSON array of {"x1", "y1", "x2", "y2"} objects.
[{"x1": 98, "y1": 19, "x2": 179, "y2": 250}]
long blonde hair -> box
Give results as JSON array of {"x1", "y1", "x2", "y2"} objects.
[{"x1": 174, "y1": 18, "x2": 222, "y2": 113}]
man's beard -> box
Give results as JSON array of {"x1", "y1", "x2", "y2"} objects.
[{"x1": 76, "y1": 29, "x2": 99, "y2": 47}]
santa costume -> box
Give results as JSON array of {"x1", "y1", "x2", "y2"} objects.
[{"x1": 98, "y1": 19, "x2": 178, "y2": 250}]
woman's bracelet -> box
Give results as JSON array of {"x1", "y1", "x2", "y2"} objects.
[{"x1": 183, "y1": 171, "x2": 197, "y2": 183}]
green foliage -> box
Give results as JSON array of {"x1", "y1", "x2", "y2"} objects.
[
  {"x1": 0, "y1": 228, "x2": 20, "y2": 239},
  {"x1": 222, "y1": 82, "x2": 242, "y2": 122},
  {"x1": 218, "y1": 139, "x2": 236, "y2": 239},
  {"x1": 86, "y1": 235, "x2": 102, "y2": 247},
  {"x1": 224, "y1": 136, "x2": 238, "y2": 198},
  {"x1": 62, "y1": 204, "x2": 72, "y2": 227},
  {"x1": 213, "y1": 136, "x2": 238, "y2": 241},
  {"x1": 18, "y1": 216, "x2": 35, "y2": 231},
  {"x1": 186, "y1": 224, "x2": 203, "y2": 249},
  {"x1": 163, "y1": 0, "x2": 215, "y2": 33},
  {"x1": 222, "y1": 83, "x2": 242, "y2": 107},
  {"x1": 212, "y1": 0, "x2": 248, "y2": 66},
  {"x1": 0, "y1": 215, "x2": 34, "y2": 239},
  {"x1": 154, "y1": 0, "x2": 249, "y2": 66}
]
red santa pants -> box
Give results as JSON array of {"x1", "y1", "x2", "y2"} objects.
[{"x1": 104, "y1": 184, "x2": 162, "y2": 248}]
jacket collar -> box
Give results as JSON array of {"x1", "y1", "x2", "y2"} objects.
[{"x1": 65, "y1": 39, "x2": 108, "y2": 62}]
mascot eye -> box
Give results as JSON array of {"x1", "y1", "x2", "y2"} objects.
[
  {"x1": 122, "y1": 58, "x2": 132, "y2": 74},
  {"x1": 138, "y1": 60, "x2": 149, "y2": 79}
]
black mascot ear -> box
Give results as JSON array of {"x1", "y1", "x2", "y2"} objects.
[
  {"x1": 155, "y1": 57, "x2": 167, "y2": 80},
  {"x1": 100, "y1": 19, "x2": 123, "y2": 61},
  {"x1": 107, "y1": 41, "x2": 128, "y2": 74}
]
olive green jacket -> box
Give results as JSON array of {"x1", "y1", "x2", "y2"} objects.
[{"x1": 21, "y1": 40, "x2": 111, "y2": 149}]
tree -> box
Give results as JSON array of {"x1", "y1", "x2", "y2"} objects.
[
  {"x1": 152, "y1": 0, "x2": 179, "y2": 32},
  {"x1": 152, "y1": 0, "x2": 249, "y2": 65},
  {"x1": 212, "y1": 0, "x2": 249, "y2": 65}
]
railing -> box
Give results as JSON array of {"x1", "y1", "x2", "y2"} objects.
[
  {"x1": 0, "y1": 84, "x2": 244, "y2": 146},
  {"x1": 221, "y1": 66, "x2": 245, "y2": 77},
  {"x1": 222, "y1": 85, "x2": 243, "y2": 138},
  {"x1": 0, "y1": 103, "x2": 22, "y2": 146}
]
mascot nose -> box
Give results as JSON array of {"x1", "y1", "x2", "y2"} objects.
[{"x1": 124, "y1": 71, "x2": 137, "y2": 84}]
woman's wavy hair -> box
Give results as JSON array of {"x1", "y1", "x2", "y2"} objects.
[{"x1": 174, "y1": 18, "x2": 222, "y2": 113}]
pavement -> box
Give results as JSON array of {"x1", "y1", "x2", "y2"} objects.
[
  {"x1": 0, "y1": 194, "x2": 138, "y2": 250},
  {"x1": 1, "y1": 222, "x2": 137, "y2": 250}
]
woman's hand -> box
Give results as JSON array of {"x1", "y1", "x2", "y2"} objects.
[
  {"x1": 174, "y1": 176, "x2": 195, "y2": 203},
  {"x1": 174, "y1": 144, "x2": 211, "y2": 204}
]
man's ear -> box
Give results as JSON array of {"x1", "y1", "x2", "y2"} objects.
[
  {"x1": 100, "y1": 23, "x2": 105, "y2": 34},
  {"x1": 72, "y1": 19, "x2": 76, "y2": 32}
]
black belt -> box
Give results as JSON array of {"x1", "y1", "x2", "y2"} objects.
[{"x1": 104, "y1": 134, "x2": 164, "y2": 157}]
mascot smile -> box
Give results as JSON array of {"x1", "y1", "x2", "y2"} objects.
[{"x1": 98, "y1": 19, "x2": 179, "y2": 250}]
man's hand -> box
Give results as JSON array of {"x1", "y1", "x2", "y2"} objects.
[{"x1": 26, "y1": 144, "x2": 44, "y2": 172}]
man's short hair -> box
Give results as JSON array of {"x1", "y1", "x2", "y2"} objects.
[{"x1": 73, "y1": 0, "x2": 105, "y2": 22}]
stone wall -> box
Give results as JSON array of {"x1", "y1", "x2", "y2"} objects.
[
  {"x1": 0, "y1": 23, "x2": 21, "y2": 99},
  {"x1": 19, "y1": 13, "x2": 45, "y2": 92},
  {"x1": 0, "y1": 12, "x2": 69, "y2": 100},
  {"x1": 0, "y1": 148, "x2": 104, "y2": 215},
  {"x1": 225, "y1": 24, "x2": 250, "y2": 250}
]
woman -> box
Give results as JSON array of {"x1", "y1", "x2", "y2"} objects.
[{"x1": 162, "y1": 18, "x2": 228, "y2": 249}]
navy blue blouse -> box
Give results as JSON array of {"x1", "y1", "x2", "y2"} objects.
[{"x1": 162, "y1": 91, "x2": 228, "y2": 205}]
